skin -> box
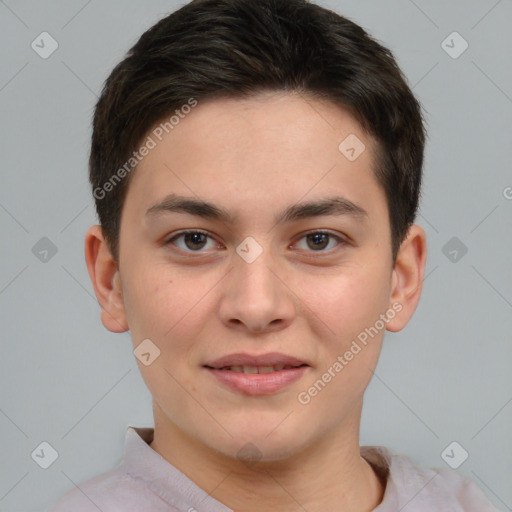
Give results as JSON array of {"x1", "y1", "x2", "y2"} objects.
[{"x1": 85, "y1": 91, "x2": 427, "y2": 512}]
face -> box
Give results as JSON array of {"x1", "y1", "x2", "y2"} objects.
[{"x1": 106, "y1": 92, "x2": 415, "y2": 461}]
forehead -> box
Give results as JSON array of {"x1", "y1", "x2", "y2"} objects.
[
  {"x1": 123, "y1": 91, "x2": 385, "y2": 225},
  {"x1": 148, "y1": 91, "x2": 376, "y2": 168}
]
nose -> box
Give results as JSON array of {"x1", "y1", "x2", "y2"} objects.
[{"x1": 218, "y1": 247, "x2": 296, "y2": 334}]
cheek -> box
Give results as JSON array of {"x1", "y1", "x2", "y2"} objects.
[
  {"x1": 307, "y1": 264, "x2": 391, "y2": 336},
  {"x1": 121, "y1": 268, "x2": 179, "y2": 340},
  {"x1": 124, "y1": 273, "x2": 201, "y2": 395},
  {"x1": 301, "y1": 271, "x2": 389, "y2": 410},
  {"x1": 123, "y1": 267, "x2": 213, "y2": 357}
]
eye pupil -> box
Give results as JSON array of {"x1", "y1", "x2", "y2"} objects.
[
  {"x1": 308, "y1": 233, "x2": 329, "y2": 250},
  {"x1": 186, "y1": 232, "x2": 207, "y2": 250}
]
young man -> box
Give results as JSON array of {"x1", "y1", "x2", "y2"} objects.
[{"x1": 49, "y1": 0, "x2": 500, "y2": 510}]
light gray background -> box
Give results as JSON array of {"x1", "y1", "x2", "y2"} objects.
[{"x1": 1, "y1": 0, "x2": 511, "y2": 510}]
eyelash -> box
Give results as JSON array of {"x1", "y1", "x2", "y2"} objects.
[{"x1": 164, "y1": 229, "x2": 348, "y2": 256}]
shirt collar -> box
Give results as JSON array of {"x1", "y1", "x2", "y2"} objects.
[
  {"x1": 361, "y1": 445, "x2": 398, "y2": 510},
  {"x1": 123, "y1": 426, "x2": 233, "y2": 511}
]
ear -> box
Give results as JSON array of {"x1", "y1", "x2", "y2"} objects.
[
  {"x1": 386, "y1": 224, "x2": 427, "y2": 332},
  {"x1": 84, "y1": 225, "x2": 129, "y2": 333}
]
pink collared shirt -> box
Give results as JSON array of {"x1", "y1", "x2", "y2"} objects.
[{"x1": 48, "y1": 426, "x2": 501, "y2": 511}]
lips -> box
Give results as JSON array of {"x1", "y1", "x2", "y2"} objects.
[
  {"x1": 204, "y1": 354, "x2": 310, "y2": 395},
  {"x1": 203, "y1": 352, "x2": 309, "y2": 370}
]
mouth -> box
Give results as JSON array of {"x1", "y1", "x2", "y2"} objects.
[
  {"x1": 202, "y1": 353, "x2": 310, "y2": 395},
  {"x1": 204, "y1": 363, "x2": 308, "y2": 373},
  {"x1": 203, "y1": 352, "x2": 310, "y2": 371}
]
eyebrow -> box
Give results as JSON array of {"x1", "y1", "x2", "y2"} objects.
[{"x1": 145, "y1": 194, "x2": 368, "y2": 225}]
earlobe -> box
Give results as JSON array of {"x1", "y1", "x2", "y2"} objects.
[
  {"x1": 386, "y1": 224, "x2": 427, "y2": 333},
  {"x1": 84, "y1": 225, "x2": 129, "y2": 333}
]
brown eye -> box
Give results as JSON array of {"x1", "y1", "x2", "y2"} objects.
[
  {"x1": 166, "y1": 230, "x2": 217, "y2": 252},
  {"x1": 294, "y1": 231, "x2": 345, "y2": 253},
  {"x1": 306, "y1": 232, "x2": 330, "y2": 250}
]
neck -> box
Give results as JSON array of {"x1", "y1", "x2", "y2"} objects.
[{"x1": 150, "y1": 400, "x2": 384, "y2": 512}]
